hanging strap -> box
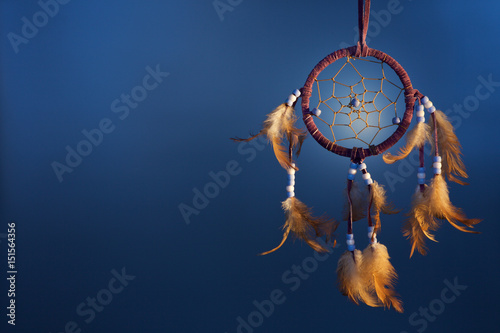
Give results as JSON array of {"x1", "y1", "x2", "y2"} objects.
[{"x1": 357, "y1": 0, "x2": 371, "y2": 57}]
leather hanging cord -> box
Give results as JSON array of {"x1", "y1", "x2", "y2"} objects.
[
  {"x1": 357, "y1": 0, "x2": 371, "y2": 56},
  {"x1": 347, "y1": 179, "x2": 354, "y2": 235}
]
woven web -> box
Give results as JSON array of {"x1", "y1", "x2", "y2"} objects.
[{"x1": 311, "y1": 56, "x2": 405, "y2": 148}]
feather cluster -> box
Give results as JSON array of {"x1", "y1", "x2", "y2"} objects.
[
  {"x1": 337, "y1": 245, "x2": 403, "y2": 312},
  {"x1": 362, "y1": 243, "x2": 404, "y2": 313},
  {"x1": 427, "y1": 175, "x2": 481, "y2": 233},
  {"x1": 232, "y1": 104, "x2": 306, "y2": 170},
  {"x1": 403, "y1": 175, "x2": 481, "y2": 257},
  {"x1": 260, "y1": 197, "x2": 337, "y2": 255},
  {"x1": 370, "y1": 181, "x2": 399, "y2": 235},
  {"x1": 383, "y1": 122, "x2": 431, "y2": 164},
  {"x1": 430, "y1": 110, "x2": 468, "y2": 185},
  {"x1": 402, "y1": 187, "x2": 437, "y2": 257},
  {"x1": 337, "y1": 250, "x2": 378, "y2": 307}
]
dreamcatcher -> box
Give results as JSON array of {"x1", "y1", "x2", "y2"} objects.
[{"x1": 232, "y1": 0, "x2": 480, "y2": 312}]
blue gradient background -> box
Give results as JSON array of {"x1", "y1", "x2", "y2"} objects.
[{"x1": 1, "y1": 1, "x2": 499, "y2": 332}]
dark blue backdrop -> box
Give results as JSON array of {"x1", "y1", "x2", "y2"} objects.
[{"x1": 1, "y1": 1, "x2": 499, "y2": 332}]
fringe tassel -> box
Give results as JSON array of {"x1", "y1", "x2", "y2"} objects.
[
  {"x1": 337, "y1": 250, "x2": 378, "y2": 307},
  {"x1": 232, "y1": 103, "x2": 306, "y2": 170},
  {"x1": 260, "y1": 197, "x2": 337, "y2": 255},
  {"x1": 362, "y1": 243, "x2": 403, "y2": 313},
  {"x1": 343, "y1": 181, "x2": 367, "y2": 222},
  {"x1": 426, "y1": 174, "x2": 481, "y2": 233},
  {"x1": 383, "y1": 122, "x2": 431, "y2": 164},
  {"x1": 370, "y1": 181, "x2": 399, "y2": 235},
  {"x1": 431, "y1": 110, "x2": 468, "y2": 185}
]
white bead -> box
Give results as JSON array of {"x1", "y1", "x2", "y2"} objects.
[
  {"x1": 416, "y1": 110, "x2": 425, "y2": 117},
  {"x1": 417, "y1": 105, "x2": 424, "y2": 112},
  {"x1": 285, "y1": 94, "x2": 297, "y2": 106},
  {"x1": 433, "y1": 156, "x2": 442, "y2": 163},
  {"x1": 359, "y1": 163, "x2": 367, "y2": 170},
  {"x1": 417, "y1": 173, "x2": 426, "y2": 179},
  {"x1": 428, "y1": 106, "x2": 436, "y2": 113},
  {"x1": 288, "y1": 179, "x2": 295, "y2": 186},
  {"x1": 346, "y1": 239, "x2": 355, "y2": 245},
  {"x1": 433, "y1": 162, "x2": 442, "y2": 169},
  {"x1": 364, "y1": 178, "x2": 373, "y2": 185},
  {"x1": 312, "y1": 108, "x2": 322, "y2": 116},
  {"x1": 424, "y1": 101, "x2": 433, "y2": 109},
  {"x1": 286, "y1": 185, "x2": 294, "y2": 192},
  {"x1": 370, "y1": 236, "x2": 378, "y2": 244},
  {"x1": 422, "y1": 96, "x2": 429, "y2": 104},
  {"x1": 287, "y1": 168, "x2": 296, "y2": 175},
  {"x1": 348, "y1": 168, "x2": 357, "y2": 175},
  {"x1": 362, "y1": 173, "x2": 371, "y2": 180},
  {"x1": 292, "y1": 89, "x2": 301, "y2": 97}
]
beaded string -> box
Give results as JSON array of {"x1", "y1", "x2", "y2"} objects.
[
  {"x1": 284, "y1": 89, "x2": 302, "y2": 199},
  {"x1": 415, "y1": 95, "x2": 441, "y2": 190}
]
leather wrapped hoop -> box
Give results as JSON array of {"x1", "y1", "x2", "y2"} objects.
[{"x1": 301, "y1": 45, "x2": 416, "y2": 160}]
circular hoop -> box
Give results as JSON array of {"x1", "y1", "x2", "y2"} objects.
[{"x1": 301, "y1": 45, "x2": 416, "y2": 161}]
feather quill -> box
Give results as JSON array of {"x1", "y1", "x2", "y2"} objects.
[
  {"x1": 260, "y1": 197, "x2": 337, "y2": 255},
  {"x1": 232, "y1": 104, "x2": 306, "y2": 170},
  {"x1": 362, "y1": 243, "x2": 403, "y2": 313},
  {"x1": 383, "y1": 122, "x2": 431, "y2": 164},
  {"x1": 430, "y1": 110, "x2": 468, "y2": 185},
  {"x1": 337, "y1": 250, "x2": 379, "y2": 307}
]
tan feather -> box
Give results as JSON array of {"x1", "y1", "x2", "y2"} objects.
[
  {"x1": 231, "y1": 103, "x2": 306, "y2": 170},
  {"x1": 288, "y1": 127, "x2": 308, "y2": 158},
  {"x1": 383, "y1": 122, "x2": 431, "y2": 164},
  {"x1": 362, "y1": 243, "x2": 404, "y2": 313},
  {"x1": 425, "y1": 174, "x2": 481, "y2": 233},
  {"x1": 270, "y1": 136, "x2": 292, "y2": 171},
  {"x1": 402, "y1": 187, "x2": 439, "y2": 257},
  {"x1": 260, "y1": 197, "x2": 337, "y2": 255},
  {"x1": 343, "y1": 181, "x2": 367, "y2": 222},
  {"x1": 337, "y1": 250, "x2": 379, "y2": 307},
  {"x1": 370, "y1": 181, "x2": 400, "y2": 235},
  {"x1": 431, "y1": 110, "x2": 469, "y2": 185}
]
